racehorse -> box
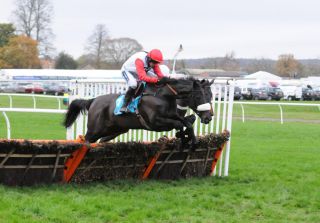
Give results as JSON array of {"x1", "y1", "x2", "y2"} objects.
[{"x1": 64, "y1": 77, "x2": 212, "y2": 146}]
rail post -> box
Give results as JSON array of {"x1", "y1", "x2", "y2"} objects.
[
  {"x1": 32, "y1": 95, "x2": 36, "y2": 109},
  {"x1": 278, "y1": 104, "x2": 283, "y2": 124},
  {"x1": 2, "y1": 111, "x2": 11, "y2": 139},
  {"x1": 8, "y1": 95, "x2": 13, "y2": 108},
  {"x1": 240, "y1": 103, "x2": 245, "y2": 123}
]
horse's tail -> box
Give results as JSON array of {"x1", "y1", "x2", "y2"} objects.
[{"x1": 63, "y1": 98, "x2": 94, "y2": 128}]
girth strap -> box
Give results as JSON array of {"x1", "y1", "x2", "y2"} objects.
[{"x1": 135, "y1": 108, "x2": 152, "y2": 130}]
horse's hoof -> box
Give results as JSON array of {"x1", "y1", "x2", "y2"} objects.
[
  {"x1": 158, "y1": 135, "x2": 169, "y2": 143},
  {"x1": 175, "y1": 131, "x2": 183, "y2": 138},
  {"x1": 188, "y1": 114, "x2": 196, "y2": 124}
]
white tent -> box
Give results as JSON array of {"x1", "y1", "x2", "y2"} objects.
[{"x1": 245, "y1": 71, "x2": 282, "y2": 80}]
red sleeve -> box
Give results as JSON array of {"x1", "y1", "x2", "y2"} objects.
[
  {"x1": 153, "y1": 64, "x2": 164, "y2": 78},
  {"x1": 135, "y1": 59, "x2": 158, "y2": 83}
]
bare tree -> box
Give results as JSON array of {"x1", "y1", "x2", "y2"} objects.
[
  {"x1": 276, "y1": 54, "x2": 301, "y2": 78},
  {"x1": 85, "y1": 24, "x2": 110, "y2": 69},
  {"x1": 218, "y1": 51, "x2": 240, "y2": 71},
  {"x1": 105, "y1": 38, "x2": 143, "y2": 67},
  {"x1": 245, "y1": 58, "x2": 276, "y2": 74},
  {"x1": 13, "y1": 0, "x2": 54, "y2": 57}
]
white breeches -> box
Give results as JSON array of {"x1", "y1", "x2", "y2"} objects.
[{"x1": 122, "y1": 70, "x2": 138, "y2": 89}]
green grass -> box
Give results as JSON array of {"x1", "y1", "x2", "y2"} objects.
[
  {"x1": 0, "y1": 112, "x2": 66, "y2": 139},
  {"x1": 0, "y1": 97, "x2": 320, "y2": 222},
  {"x1": 232, "y1": 102, "x2": 320, "y2": 120},
  {"x1": 0, "y1": 95, "x2": 67, "y2": 140},
  {"x1": 0, "y1": 120, "x2": 319, "y2": 222},
  {"x1": 0, "y1": 95, "x2": 67, "y2": 109}
]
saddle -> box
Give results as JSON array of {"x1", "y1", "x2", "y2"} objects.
[{"x1": 113, "y1": 82, "x2": 146, "y2": 116}]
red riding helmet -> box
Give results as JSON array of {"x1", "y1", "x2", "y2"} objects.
[{"x1": 147, "y1": 49, "x2": 163, "y2": 63}]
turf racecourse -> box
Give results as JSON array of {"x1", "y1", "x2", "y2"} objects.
[
  {"x1": 0, "y1": 120, "x2": 319, "y2": 223},
  {"x1": 0, "y1": 97, "x2": 319, "y2": 222}
]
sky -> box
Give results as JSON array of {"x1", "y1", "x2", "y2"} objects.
[{"x1": 1, "y1": 0, "x2": 320, "y2": 60}]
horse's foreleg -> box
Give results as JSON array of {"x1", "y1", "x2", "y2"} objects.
[
  {"x1": 171, "y1": 114, "x2": 198, "y2": 147},
  {"x1": 155, "y1": 117, "x2": 184, "y2": 131},
  {"x1": 176, "y1": 114, "x2": 196, "y2": 140}
]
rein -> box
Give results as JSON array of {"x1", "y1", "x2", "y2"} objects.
[{"x1": 166, "y1": 84, "x2": 178, "y2": 95}]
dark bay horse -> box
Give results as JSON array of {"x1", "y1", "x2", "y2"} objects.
[{"x1": 64, "y1": 77, "x2": 208, "y2": 145}]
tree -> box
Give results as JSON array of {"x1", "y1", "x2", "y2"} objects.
[
  {"x1": 0, "y1": 23, "x2": 16, "y2": 47},
  {"x1": 85, "y1": 24, "x2": 110, "y2": 69},
  {"x1": 105, "y1": 38, "x2": 143, "y2": 67},
  {"x1": 218, "y1": 51, "x2": 240, "y2": 71},
  {"x1": 0, "y1": 35, "x2": 40, "y2": 68},
  {"x1": 55, "y1": 52, "x2": 78, "y2": 69},
  {"x1": 13, "y1": 0, "x2": 54, "y2": 56},
  {"x1": 245, "y1": 58, "x2": 276, "y2": 74},
  {"x1": 276, "y1": 54, "x2": 301, "y2": 78},
  {"x1": 77, "y1": 54, "x2": 96, "y2": 69}
]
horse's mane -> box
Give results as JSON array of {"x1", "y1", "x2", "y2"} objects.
[{"x1": 184, "y1": 76, "x2": 196, "y2": 81}]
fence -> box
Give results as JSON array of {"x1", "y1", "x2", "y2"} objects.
[
  {"x1": 235, "y1": 101, "x2": 320, "y2": 124},
  {"x1": 0, "y1": 93, "x2": 66, "y2": 110},
  {"x1": 0, "y1": 80, "x2": 235, "y2": 177},
  {"x1": 0, "y1": 108, "x2": 66, "y2": 140},
  {"x1": 67, "y1": 79, "x2": 235, "y2": 176}
]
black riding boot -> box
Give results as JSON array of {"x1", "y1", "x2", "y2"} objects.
[{"x1": 120, "y1": 87, "x2": 135, "y2": 113}]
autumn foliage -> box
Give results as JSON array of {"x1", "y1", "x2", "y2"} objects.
[
  {"x1": 0, "y1": 35, "x2": 40, "y2": 68},
  {"x1": 276, "y1": 54, "x2": 301, "y2": 78}
]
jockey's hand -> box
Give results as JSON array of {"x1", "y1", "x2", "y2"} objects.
[{"x1": 157, "y1": 77, "x2": 168, "y2": 85}]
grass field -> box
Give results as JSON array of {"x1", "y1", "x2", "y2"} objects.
[
  {"x1": 0, "y1": 97, "x2": 320, "y2": 222},
  {"x1": 232, "y1": 101, "x2": 320, "y2": 120}
]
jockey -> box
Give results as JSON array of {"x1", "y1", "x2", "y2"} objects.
[{"x1": 120, "y1": 49, "x2": 166, "y2": 113}]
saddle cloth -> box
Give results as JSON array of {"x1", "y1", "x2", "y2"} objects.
[{"x1": 114, "y1": 95, "x2": 142, "y2": 115}]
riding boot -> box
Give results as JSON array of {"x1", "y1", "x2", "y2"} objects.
[{"x1": 120, "y1": 87, "x2": 135, "y2": 113}]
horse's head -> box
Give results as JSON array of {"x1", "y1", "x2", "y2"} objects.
[{"x1": 188, "y1": 78, "x2": 214, "y2": 124}]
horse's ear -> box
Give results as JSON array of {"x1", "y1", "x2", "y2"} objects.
[
  {"x1": 199, "y1": 79, "x2": 208, "y2": 87},
  {"x1": 209, "y1": 79, "x2": 215, "y2": 85}
]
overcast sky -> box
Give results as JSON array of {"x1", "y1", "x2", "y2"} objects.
[{"x1": 1, "y1": 0, "x2": 320, "y2": 60}]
